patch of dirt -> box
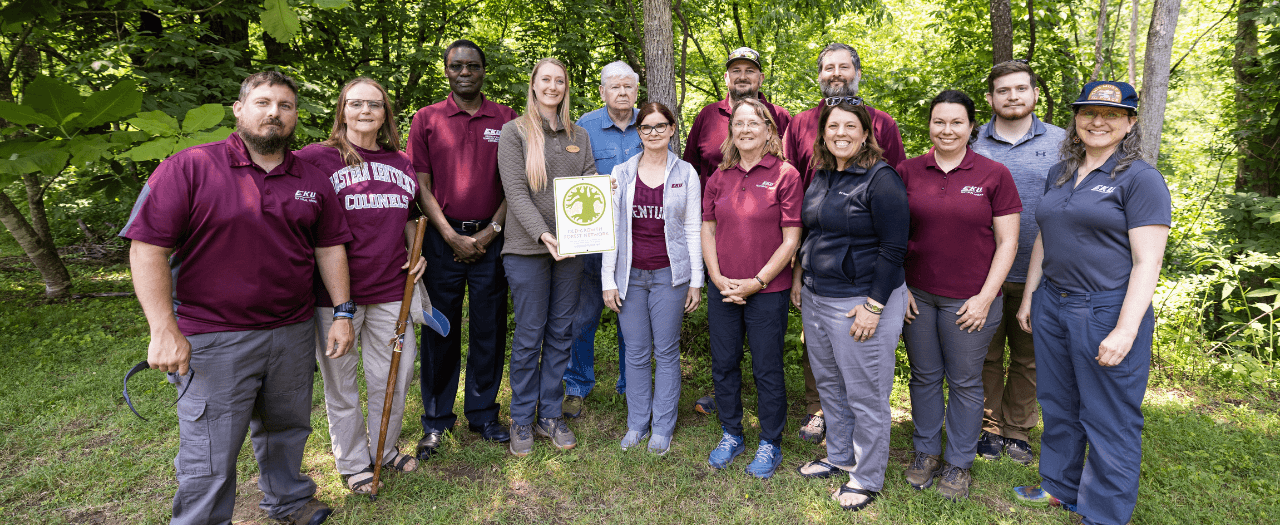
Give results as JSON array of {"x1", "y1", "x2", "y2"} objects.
[
  {"x1": 438, "y1": 463, "x2": 487, "y2": 483},
  {"x1": 503, "y1": 478, "x2": 572, "y2": 524},
  {"x1": 231, "y1": 476, "x2": 270, "y2": 524},
  {"x1": 61, "y1": 504, "x2": 125, "y2": 525}
]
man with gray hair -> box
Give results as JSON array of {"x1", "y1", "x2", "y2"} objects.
[
  {"x1": 563, "y1": 60, "x2": 643, "y2": 417},
  {"x1": 782, "y1": 42, "x2": 906, "y2": 445}
]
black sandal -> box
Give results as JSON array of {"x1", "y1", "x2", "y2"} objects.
[
  {"x1": 797, "y1": 459, "x2": 844, "y2": 479},
  {"x1": 382, "y1": 447, "x2": 418, "y2": 472},
  {"x1": 833, "y1": 484, "x2": 878, "y2": 511},
  {"x1": 342, "y1": 466, "x2": 381, "y2": 495}
]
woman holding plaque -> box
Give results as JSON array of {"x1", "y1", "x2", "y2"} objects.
[
  {"x1": 497, "y1": 57, "x2": 596, "y2": 457},
  {"x1": 601, "y1": 101, "x2": 702, "y2": 455},
  {"x1": 701, "y1": 97, "x2": 803, "y2": 478}
]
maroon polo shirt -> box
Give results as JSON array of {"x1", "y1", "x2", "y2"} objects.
[
  {"x1": 407, "y1": 93, "x2": 519, "y2": 220},
  {"x1": 120, "y1": 133, "x2": 353, "y2": 336},
  {"x1": 783, "y1": 103, "x2": 907, "y2": 190},
  {"x1": 701, "y1": 154, "x2": 803, "y2": 293},
  {"x1": 682, "y1": 93, "x2": 792, "y2": 189},
  {"x1": 296, "y1": 144, "x2": 422, "y2": 307},
  {"x1": 899, "y1": 148, "x2": 1022, "y2": 299}
]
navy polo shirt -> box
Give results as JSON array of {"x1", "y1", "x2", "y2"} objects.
[
  {"x1": 1037, "y1": 155, "x2": 1171, "y2": 292},
  {"x1": 576, "y1": 107, "x2": 642, "y2": 177}
]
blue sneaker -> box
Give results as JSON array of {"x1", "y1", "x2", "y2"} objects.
[
  {"x1": 744, "y1": 439, "x2": 782, "y2": 479},
  {"x1": 707, "y1": 431, "x2": 745, "y2": 469}
]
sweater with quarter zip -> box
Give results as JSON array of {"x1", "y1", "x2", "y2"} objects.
[
  {"x1": 497, "y1": 116, "x2": 597, "y2": 256},
  {"x1": 798, "y1": 160, "x2": 909, "y2": 305}
]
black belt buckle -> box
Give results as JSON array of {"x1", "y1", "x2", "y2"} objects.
[{"x1": 459, "y1": 220, "x2": 484, "y2": 234}]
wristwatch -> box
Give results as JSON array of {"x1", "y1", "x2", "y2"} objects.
[
  {"x1": 333, "y1": 300, "x2": 357, "y2": 320},
  {"x1": 491, "y1": 222, "x2": 503, "y2": 234}
]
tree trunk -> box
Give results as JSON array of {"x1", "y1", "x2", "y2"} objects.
[
  {"x1": 21, "y1": 173, "x2": 54, "y2": 249},
  {"x1": 644, "y1": 0, "x2": 678, "y2": 150},
  {"x1": 1091, "y1": 0, "x2": 1109, "y2": 81},
  {"x1": 1233, "y1": 0, "x2": 1278, "y2": 196},
  {"x1": 1137, "y1": 0, "x2": 1180, "y2": 165},
  {"x1": 0, "y1": 190, "x2": 71, "y2": 297},
  {"x1": 1026, "y1": 0, "x2": 1037, "y2": 61},
  {"x1": 991, "y1": 0, "x2": 1014, "y2": 63},
  {"x1": 1128, "y1": 0, "x2": 1140, "y2": 84}
]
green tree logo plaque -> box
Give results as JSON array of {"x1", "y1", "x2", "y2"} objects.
[{"x1": 563, "y1": 183, "x2": 606, "y2": 226}]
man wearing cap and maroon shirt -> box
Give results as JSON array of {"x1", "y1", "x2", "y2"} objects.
[
  {"x1": 682, "y1": 47, "x2": 792, "y2": 188},
  {"x1": 781, "y1": 42, "x2": 907, "y2": 444},
  {"x1": 407, "y1": 39, "x2": 519, "y2": 458},
  {"x1": 122, "y1": 71, "x2": 352, "y2": 525}
]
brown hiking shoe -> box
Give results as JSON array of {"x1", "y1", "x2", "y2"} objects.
[
  {"x1": 935, "y1": 463, "x2": 972, "y2": 500},
  {"x1": 536, "y1": 416, "x2": 577, "y2": 450},
  {"x1": 904, "y1": 451, "x2": 942, "y2": 490}
]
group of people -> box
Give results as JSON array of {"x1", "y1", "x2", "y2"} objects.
[{"x1": 123, "y1": 37, "x2": 1169, "y2": 525}]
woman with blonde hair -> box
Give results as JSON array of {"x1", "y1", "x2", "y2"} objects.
[
  {"x1": 296, "y1": 76, "x2": 427, "y2": 494},
  {"x1": 497, "y1": 58, "x2": 598, "y2": 456}
]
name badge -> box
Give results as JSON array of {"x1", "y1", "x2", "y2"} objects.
[{"x1": 566, "y1": 145, "x2": 580, "y2": 153}]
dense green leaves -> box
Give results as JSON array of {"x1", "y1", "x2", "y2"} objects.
[
  {"x1": 262, "y1": 0, "x2": 303, "y2": 42},
  {"x1": 123, "y1": 104, "x2": 233, "y2": 162}
]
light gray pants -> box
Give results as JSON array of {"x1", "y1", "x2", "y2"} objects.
[
  {"x1": 170, "y1": 320, "x2": 317, "y2": 525},
  {"x1": 315, "y1": 303, "x2": 417, "y2": 476},
  {"x1": 903, "y1": 286, "x2": 1003, "y2": 469},
  {"x1": 504, "y1": 253, "x2": 584, "y2": 425},
  {"x1": 802, "y1": 285, "x2": 908, "y2": 492},
  {"x1": 618, "y1": 266, "x2": 687, "y2": 438}
]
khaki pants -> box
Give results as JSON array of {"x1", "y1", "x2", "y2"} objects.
[
  {"x1": 981, "y1": 281, "x2": 1038, "y2": 442},
  {"x1": 315, "y1": 303, "x2": 417, "y2": 475}
]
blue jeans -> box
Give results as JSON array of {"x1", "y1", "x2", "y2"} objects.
[
  {"x1": 619, "y1": 267, "x2": 686, "y2": 438},
  {"x1": 564, "y1": 252, "x2": 627, "y2": 397},
  {"x1": 1033, "y1": 279, "x2": 1151, "y2": 525}
]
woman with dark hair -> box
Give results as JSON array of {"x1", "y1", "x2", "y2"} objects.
[
  {"x1": 1013, "y1": 81, "x2": 1170, "y2": 525},
  {"x1": 497, "y1": 57, "x2": 597, "y2": 456},
  {"x1": 791, "y1": 96, "x2": 909, "y2": 511},
  {"x1": 601, "y1": 101, "x2": 701, "y2": 455},
  {"x1": 701, "y1": 97, "x2": 803, "y2": 478},
  {"x1": 296, "y1": 76, "x2": 427, "y2": 494},
  {"x1": 897, "y1": 89, "x2": 1021, "y2": 500}
]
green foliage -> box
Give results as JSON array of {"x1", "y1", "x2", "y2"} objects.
[{"x1": 122, "y1": 104, "x2": 234, "y2": 162}]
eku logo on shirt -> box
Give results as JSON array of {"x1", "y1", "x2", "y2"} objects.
[
  {"x1": 960, "y1": 185, "x2": 985, "y2": 196},
  {"x1": 294, "y1": 190, "x2": 318, "y2": 203},
  {"x1": 756, "y1": 181, "x2": 775, "y2": 189},
  {"x1": 671, "y1": 183, "x2": 683, "y2": 188},
  {"x1": 1090, "y1": 185, "x2": 1117, "y2": 194},
  {"x1": 484, "y1": 129, "x2": 501, "y2": 143}
]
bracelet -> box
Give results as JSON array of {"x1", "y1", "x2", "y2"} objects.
[
  {"x1": 333, "y1": 312, "x2": 354, "y2": 320},
  {"x1": 863, "y1": 302, "x2": 883, "y2": 315},
  {"x1": 754, "y1": 276, "x2": 767, "y2": 289}
]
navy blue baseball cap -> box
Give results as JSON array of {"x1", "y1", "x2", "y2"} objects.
[{"x1": 1072, "y1": 81, "x2": 1138, "y2": 111}]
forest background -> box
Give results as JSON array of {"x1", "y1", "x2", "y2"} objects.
[{"x1": 0, "y1": 0, "x2": 1277, "y2": 524}]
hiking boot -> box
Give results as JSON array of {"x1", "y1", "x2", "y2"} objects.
[
  {"x1": 743, "y1": 440, "x2": 782, "y2": 479},
  {"x1": 273, "y1": 497, "x2": 332, "y2": 525},
  {"x1": 707, "y1": 430, "x2": 745, "y2": 469},
  {"x1": 509, "y1": 423, "x2": 534, "y2": 456},
  {"x1": 904, "y1": 451, "x2": 942, "y2": 490},
  {"x1": 935, "y1": 463, "x2": 972, "y2": 500},
  {"x1": 620, "y1": 429, "x2": 649, "y2": 451},
  {"x1": 563, "y1": 395, "x2": 584, "y2": 418},
  {"x1": 535, "y1": 416, "x2": 577, "y2": 450},
  {"x1": 798, "y1": 413, "x2": 826, "y2": 443},
  {"x1": 1004, "y1": 437, "x2": 1034, "y2": 465},
  {"x1": 977, "y1": 430, "x2": 1004, "y2": 461}
]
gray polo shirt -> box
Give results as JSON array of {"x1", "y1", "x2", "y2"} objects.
[{"x1": 972, "y1": 114, "x2": 1066, "y2": 282}]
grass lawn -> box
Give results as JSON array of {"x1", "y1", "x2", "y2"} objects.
[{"x1": 0, "y1": 250, "x2": 1277, "y2": 524}]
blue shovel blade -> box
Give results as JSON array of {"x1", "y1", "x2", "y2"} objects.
[{"x1": 423, "y1": 306, "x2": 451, "y2": 336}]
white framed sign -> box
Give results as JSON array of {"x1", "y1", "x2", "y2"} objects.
[{"x1": 553, "y1": 175, "x2": 616, "y2": 255}]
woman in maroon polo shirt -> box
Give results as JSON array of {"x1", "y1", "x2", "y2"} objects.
[
  {"x1": 898, "y1": 90, "x2": 1021, "y2": 500},
  {"x1": 296, "y1": 77, "x2": 427, "y2": 495},
  {"x1": 701, "y1": 97, "x2": 803, "y2": 479}
]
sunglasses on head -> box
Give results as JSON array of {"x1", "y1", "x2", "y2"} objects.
[{"x1": 824, "y1": 96, "x2": 864, "y2": 107}]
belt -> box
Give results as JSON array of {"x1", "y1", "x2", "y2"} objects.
[{"x1": 445, "y1": 216, "x2": 491, "y2": 234}]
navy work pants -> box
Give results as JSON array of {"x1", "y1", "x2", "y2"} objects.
[
  {"x1": 1033, "y1": 279, "x2": 1152, "y2": 525},
  {"x1": 419, "y1": 226, "x2": 508, "y2": 433},
  {"x1": 707, "y1": 285, "x2": 789, "y2": 442}
]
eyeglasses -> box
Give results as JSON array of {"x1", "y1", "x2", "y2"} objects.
[
  {"x1": 824, "y1": 96, "x2": 864, "y2": 107},
  {"x1": 447, "y1": 63, "x2": 484, "y2": 73},
  {"x1": 346, "y1": 99, "x2": 385, "y2": 110},
  {"x1": 639, "y1": 123, "x2": 671, "y2": 135},
  {"x1": 731, "y1": 120, "x2": 766, "y2": 131},
  {"x1": 1076, "y1": 108, "x2": 1129, "y2": 121}
]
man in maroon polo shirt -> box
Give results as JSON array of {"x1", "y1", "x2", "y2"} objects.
[
  {"x1": 407, "y1": 39, "x2": 519, "y2": 458},
  {"x1": 121, "y1": 71, "x2": 353, "y2": 525},
  {"x1": 682, "y1": 46, "x2": 792, "y2": 189},
  {"x1": 781, "y1": 42, "x2": 907, "y2": 445}
]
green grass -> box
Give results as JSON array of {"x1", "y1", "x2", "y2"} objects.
[{"x1": 0, "y1": 256, "x2": 1277, "y2": 524}]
